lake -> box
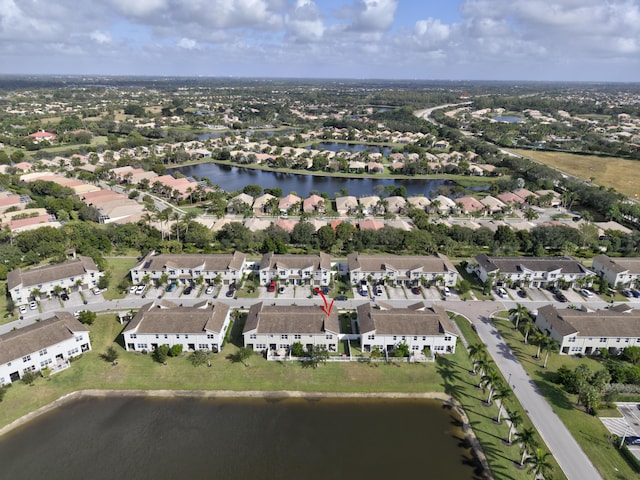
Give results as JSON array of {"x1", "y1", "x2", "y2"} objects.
[
  {"x1": 0, "y1": 395, "x2": 481, "y2": 480},
  {"x1": 175, "y1": 162, "x2": 453, "y2": 197}
]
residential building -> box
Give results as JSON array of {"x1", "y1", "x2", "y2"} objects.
[
  {"x1": 253, "y1": 193, "x2": 276, "y2": 215},
  {"x1": 357, "y1": 303, "x2": 457, "y2": 354},
  {"x1": 335, "y1": 196, "x2": 358, "y2": 215},
  {"x1": 303, "y1": 194, "x2": 326, "y2": 214},
  {"x1": 243, "y1": 302, "x2": 339, "y2": 353},
  {"x1": 130, "y1": 251, "x2": 247, "y2": 286},
  {"x1": 259, "y1": 252, "x2": 333, "y2": 286},
  {"x1": 535, "y1": 304, "x2": 640, "y2": 356},
  {"x1": 279, "y1": 193, "x2": 302, "y2": 214},
  {"x1": 347, "y1": 253, "x2": 458, "y2": 287},
  {"x1": 7, "y1": 256, "x2": 103, "y2": 305},
  {"x1": 0, "y1": 313, "x2": 91, "y2": 385},
  {"x1": 469, "y1": 254, "x2": 594, "y2": 288},
  {"x1": 592, "y1": 254, "x2": 640, "y2": 288},
  {"x1": 123, "y1": 302, "x2": 231, "y2": 353}
]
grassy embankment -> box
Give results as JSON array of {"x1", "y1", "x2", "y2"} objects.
[
  {"x1": 492, "y1": 315, "x2": 637, "y2": 480},
  {"x1": 507, "y1": 149, "x2": 640, "y2": 200}
]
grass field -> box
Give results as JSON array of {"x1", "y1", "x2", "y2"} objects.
[
  {"x1": 508, "y1": 149, "x2": 640, "y2": 199},
  {"x1": 103, "y1": 257, "x2": 138, "y2": 300},
  {"x1": 492, "y1": 316, "x2": 636, "y2": 480}
]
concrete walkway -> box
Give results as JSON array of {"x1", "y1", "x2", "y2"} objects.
[{"x1": 452, "y1": 301, "x2": 602, "y2": 480}]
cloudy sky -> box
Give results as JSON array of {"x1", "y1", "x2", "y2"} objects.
[{"x1": 1, "y1": 0, "x2": 639, "y2": 81}]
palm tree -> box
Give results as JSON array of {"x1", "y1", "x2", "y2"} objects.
[
  {"x1": 515, "y1": 427, "x2": 538, "y2": 466},
  {"x1": 525, "y1": 447, "x2": 553, "y2": 479},
  {"x1": 506, "y1": 409, "x2": 522, "y2": 445},
  {"x1": 532, "y1": 330, "x2": 546, "y2": 359},
  {"x1": 509, "y1": 303, "x2": 530, "y2": 330},
  {"x1": 481, "y1": 367, "x2": 502, "y2": 405},
  {"x1": 542, "y1": 337, "x2": 559, "y2": 369},
  {"x1": 468, "y1": 343, "x2": 487, "y2": 375},
  {"x1": 156, "y1": 208, "x2": 170, "y2": 240},
  {"x1": 493, "y1": 385, "x2": 512, "y2": 423},
  {"x1": 520, "y1": 317, "x2": 533, "y2": 345}
]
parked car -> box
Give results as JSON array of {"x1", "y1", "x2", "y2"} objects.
[
  {"x1": 166, "y1": 282, "x2": 177, "y2": 292},
  {"x1": 631, "y1": 289, "x2": 640, "y2": 298},
  {"x1": 183, "y1": 286, "x2": 193, "y2": 295},
  {"x1": 19, "y1": 305, "x2": 27, "y2": 314},
  {"x1": 334, "y1": 295, "x2": 348, "y2": 301},
  {"x1": 517, "y1": 289, "x2": 527, "y2": 298},
  {"x1": 580, "y1": 288, "x2": 594, "y2": 298},
  {"x1": 360, "y1": 284, "x2": 369, "y2": 296},
  {"x1": 278, "y1": 286, "x2": 286, "y2": 294},
  {"x1": 267, "y1": 281, "x2": 276, "y2": 292},
  {"x1": 411, "y1": 286, "x2": 421, "y2": 295},
  {"x1": 375, "y1": 285, "x2": 383, "y2": 296},
  {"x1": 225, "y1": 289, "x2": 234, "y2": 297},
  {"x1": 442, "y1": 286, "x2": 451, "y2": 297},
  {"x1": 229, "y1": 282, "x2": 237, "y2": 292},
  {"x1": 92, "y1": 287, "x2": 101, "y2": 295},
  {"x1": 29, "y1": 301, "x2": 38, "y2": 310},
  {"x1": 205, "y1": 285, "x2": 214, "y2": 295},
  {"x1": 322, "y1": 286, "x2": 329, "y2": 295},
  {"x1": 129, "y1": 285, "x2": 137, "y2": 294},
  {"x1": 135, "y1": 285, "x2": 146, "y2": 295},
  {"x1": 61, "y1": 292, "x2": 69, "y2": 301},
  {"x1": 555, "y1": 292, "x2": 568, "y2": 302},
  {"x1": 623, "y1": 289, "x2": 635, "y2": 298},
  {"x1": 496, "y1": 287, "x2": 508, "y2": 298}
]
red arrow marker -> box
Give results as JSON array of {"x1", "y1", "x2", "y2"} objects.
[{"x1": 314, "y1": 288, "x2": 334, "y2": 317}]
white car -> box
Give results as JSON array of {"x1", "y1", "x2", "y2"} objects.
[
  {"x1": 580, "y1": 288, "x2": 594, "y2": 298},
  {"x1": 19, "y1": 305, "x2": 27, "y2": 314},
  {"x1": 497, "y1": 287, "x2": 508, "y2": 298},
  {"x1": 73, "y1": 310, "x2": 83, "y2": 318},
  {"x1": 205, "y1": 285, "x2": 214, "y2": 295},
  {"x1": 442, "y1": 286, "x2": 451, "y2": 296},
  {"x1": 92, "y1": 287, "x2": 101, "y2": 295},
  {"x1": 135, "y1": 285, "x2": 146, "y2": 295},
  {"x1": 129, "y1": 285, "x2": 137, "y2": 294},
  {"x1": 29, "y1": 301, "x2": 38, "y2": 310}
]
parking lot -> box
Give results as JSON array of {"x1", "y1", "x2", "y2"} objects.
[{"x1": 600, "y1": 403, "x2": 640, "y2": 460}]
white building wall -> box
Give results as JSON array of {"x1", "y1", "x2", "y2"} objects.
[
  {"x1": 244, "y1": 331, "x2": 338, "y2": 353},
  {"x1": 12, "y1": 272, "x2": 102, "y2": 304},
  {"x1": 0, "y1": 332, "x2": 91, "y2": 385},
  {"x1": 360, "y1": 332, "x2": 456, "y2": 354}
]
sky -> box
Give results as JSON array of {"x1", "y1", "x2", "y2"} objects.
[{"x1": 1, "y1": 0, "x2": 639, "y2": 81}]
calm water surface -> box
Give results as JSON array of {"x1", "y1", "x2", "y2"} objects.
[
  {"x1": 0, "y1": 396, "x2": 480, "y2": 480},
  {"x1": 176, "y1": 162, "x2": 453, "y2": 197}
]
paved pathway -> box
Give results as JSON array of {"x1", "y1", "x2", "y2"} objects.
[{"x1": 452, "y1": 301, "x2": 603, "y2": 480}]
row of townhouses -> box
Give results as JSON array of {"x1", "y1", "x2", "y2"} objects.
[{"x1": 130, "y1": 251, "x2": 459, "y2": 288}]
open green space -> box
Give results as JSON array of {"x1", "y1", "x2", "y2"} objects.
[
  {"x1": 507, "y1": 148, "x2": 640, "y2": 199},
  {"x1": 103, "y1": 257, "x2": 138, "y2": 300},
  {"x1": 492, "y1": 316, "x2": 636, "y2": 480}
]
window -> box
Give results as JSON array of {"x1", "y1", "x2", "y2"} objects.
[
  {"x1": 185, "y1": 335, "x2": 189, "y2": 339},
  {"x1": 571, "y1": 346, "x2": 582, "y2": 352},
  {"x1": 326, "y1": 335, "x2": 333, "y2": 340},
  {"x1": 208, "y1": 334, "x2": 215, "y2": 339},
  {"x1": 131, "y1": 334, "x2": 137, "y2": 339},
  {"x1": 600, "y1": 338, "x2": 607, "y2": 343},
  {"x1": 249, "y1": 334, "x2": 257, "y2": 339},
  {"x1": 198, "y1": 344, "x2": 208, "y2": 349},
  {"x1": 75, "y1": 335, "x2": 83, "y2": 342},
  {"x1": 368, "y1": 334, "x2": 375, "y2": 340},
  {"x1": 413, "y1": 336, "x2": 418, "y2": 341},
  {"x1": 256, "y1": 344, "x2": 266, "y2": 349},
  {"x1": 39, "y1": 348, "x2": 47, "y2": 356},
  {"x1": 281, "y1": 334, "x2": 288, "y2": 339},
  {"x1": 568, "y1": 337, "x2": 576, "y2": 343},
  {"x1": 412, "y1": 345, "x2": 420, "y2": 351},
  {"x1": 164, "y1": 335, "x2": 168, "y2": 339},
  {"x1": 40, "y1": 359, "x2": 52, "y2": 367},
  {"x1": 22, "y1": 355, "x2": 31, "y2": 362},
  {"x1": 155, "y1": 335, "x2": 159, "y2": 339},
  {"x1": 444, "y1": 336, "x2": 452, "y2": 341},
  {"x1": 137, "y1": 344, "x2": 148, "y2": 350},
  {"x1": 617, "y1": 338, "x2": 621, "y2": 343},
  {"x1": 68, "y1": 347, "x2": 79, "y2": 356},
  {"x1": 176, "y1": 335, "x2": 180, "y2": 339},
  {"x1": 393, "y1": 336, "x2": 397, "y2": 341}
]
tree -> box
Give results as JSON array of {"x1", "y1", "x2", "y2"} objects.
[
  {"x1": 21, "y1": 371, "x2": 36, "y2": 386},
  {"x1": 154, "y1": 344, "x2": 170, "y2": 363},
  {"x1": 394, "y1": 342, "x2": 410, "y2": 358},
  {"x1": 468, "y1": 343, "x2": 487, "y2": 375},
  {"x1": 302, "y1": 345, "x2": 329, "y2": 369},
  {"x1": 78, "y1": 310, "x2": 97, "y2": 325},
  {"x1": 542, "y1": 337, "x2": 559, "y2": 369},
  {"x1": 0, "y1": 384, "x2": 9, "y2": 402},
  {"x1": 291, "y1": 342, "x2": 304, "y2": 357},
  {"x1": 493, "y1": 385, "x2": 512, "y2": 423},
  {"x1": 509, "y1": 303, "x2": 530, "y2": 330},
  {"x1": 525, "y1": 447, "x2": 553, "y2": 479},
  {"x1": 520, "y1": 317, "x2": 533, "y2": 345},
  {"x1": 481, "y1": 367, "x2": 502, "y2": 405},
  {"x1": 188, "y1": 350, "x2": 209, "y2": 367},
  {"x1": 506, "y1": 408, "x2": 522, "y2": 444},
  {"x1": 102, "y1": 346, "x2": 119, "y2": 363},
  {"x1": 169, "y1": 344, "x2": 183, "y2": 357},
  {"x1": 515, "y1": 427, "x2": 538, "y2": 466},
  {"x1": 228, "y1": 347, "x2": 253, "y2": 367},
  {"x1": 623, "y1": 346, "x2": 640, "y2": 365}
]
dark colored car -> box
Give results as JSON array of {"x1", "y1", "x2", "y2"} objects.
[
  {"x1": 622, "y1": 289, "x2": 635, "y2": 298},
  {"x1": 334, "y1": 295, "x2": 348, "y2": 301},
  {"x1": 411, "y1": 287, "x2": 421, "y2": 295},
  {"x1": 517, "y1": 289, "x2": 527, "y2": 298},
  {"x1": 555, "y1": 292, "x2": 568, "y2": 302},
  {"x1": 61, "y1": 293, "x2": 69, "y2": 301},
  {"x1": 322, "y1": 287, "x2": 329, "y2": 295},
  {"x1": 183, "y1": 286, "x2": 193, "y2": 295},
  {"x1": 225, "y1": 290, "x2": 234, "y2": 297}
]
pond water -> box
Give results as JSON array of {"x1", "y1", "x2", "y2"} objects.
[
  {"x1": 0, "y1": 395, "x2": 481, "y2": 480},
  {"x1": 493, "y1": 116, "x2": 523, "y2": 123},
  {"x1": 175, "y1": 162, "x2": 454, "y2": 197}
]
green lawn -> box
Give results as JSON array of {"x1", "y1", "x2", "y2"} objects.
[
  {"x1": 492, "y1": 316, "x2": 636, "y2": 480},
  {"x1": 103, "y1": 257, "x2": 139, "y2": 300}
]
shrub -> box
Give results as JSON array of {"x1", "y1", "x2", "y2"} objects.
[
  {"x1": 291, "y1": 342, "x2": 304, "y2": 357},
  {"x1": 169, "y1": 344, "x2": 183, "y2": 357},
  {"x1": 102, "y1": 346, "x2": 119, "y2": 363},
  {"x1": 154, "y1": 345, "x2": 170, "y2": 363},
  {"x1": 21, "y1": 371, "x2": 36, "y2": 386}
]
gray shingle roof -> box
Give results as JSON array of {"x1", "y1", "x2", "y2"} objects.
[
  {"x1": 539, "y1": 304, "x2": 640, "y2": 338},
  {"x1": 0, "y1": 313, "x2": 88, "y2": 365},
  {"x1": 259, "y1": 252, "x2": 331, "y2": 271},
  {"x1": 594, "y1": 254, "x2": 640, "y2": 275},
  {"x1": 357, "y1": 303, "x2": 457, "y2": 336},
  {"x1": 475, "y1": 254, "x2": 591, "y2": 275},
  {"x1": 134, "y1": 251, "x2": 246, "y2": 272},
  {"x1": 347, "y1": 253, "x2": 455, "y2": 275},
  {"x1": 124, "y1": 302, "x2": 231, "y2": 335},
  {"x1": 7, "y1": 256, "x2": 99, "y2": 290},
  {"x1": 243, "y1": 302, "x2": 339, "y2": 335}
]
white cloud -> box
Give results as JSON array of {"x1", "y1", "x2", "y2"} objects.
[
  {"x1": 110, "y1": 0, "x2": 168, "y2": 18},
  {"x1": 177, "y1": 37, "x2": 198, "y2": 49},
  {"x1": 342, "y1": 0, "x2": 398, "y2": 33},
  {"x1": 91, "y1": 30, "x2": 112, "y2": 44},
  {"x1": 285, "y1": 0, "x2": 324, "y2": 42}
]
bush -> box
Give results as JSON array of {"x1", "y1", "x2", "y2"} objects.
[
  {"x1": 21, "y1": 371, "x2": 36, "y2": 386},
  {"x1": 291, "y1": 342, "x2": 304, "y2": 357},
  {"x1": 102, "y1": 346, "x2": 119, "y2": 363},
  {"x1": 188, "y1": 350, "x2": 208, "y2": 367},
  {"x1": 77, "y1": 310, "x2": 97, "y2": 325},
  {"x1": 169, "y1": 344, "x2": 183, "y2": 357},
  {"x1": 0, "y1": 384, "x2": 10, "y2": 402},
  {"x1": 154, "y1": 344, "x2": 169, "y2": 363}
]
